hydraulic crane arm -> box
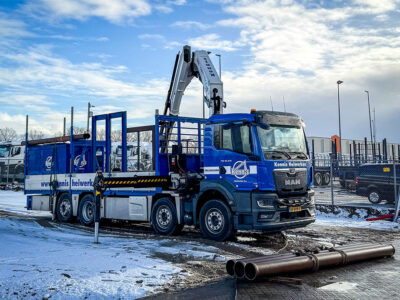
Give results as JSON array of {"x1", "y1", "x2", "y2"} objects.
[{"x1": 163, "y1": 45, "x2": 225, "y2": 117}]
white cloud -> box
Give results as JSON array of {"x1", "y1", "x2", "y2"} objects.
[
  {"x1": 24, "y1": 0, "x2": 152, "y2": 24},
  {"x1": 0, "y1": 13, "x2": 32, "y2": 38},
  {"x1": 188, "y1": 33, "x2": 242, "y2": 52},
  {"x1": 353, "y1": 0, "x2": 400, "y2": 13},
  {"x1": 171, "y1": 21, "x2": 211, "y2": 30}
]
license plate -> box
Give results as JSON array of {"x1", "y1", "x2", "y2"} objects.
[{"x1": 289, "y1": 206, "x2": 302, "y2": 213}]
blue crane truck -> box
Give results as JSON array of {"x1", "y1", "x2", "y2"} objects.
[
  {"x1": 24, "y1": 45, "x2": 315, "y2": 241},
  {"x1": 24, "y1": 110, "x2": 315, "y2": 241}
]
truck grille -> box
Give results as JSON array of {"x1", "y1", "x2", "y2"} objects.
[{"x1": 273, "y1": 168, "x2": 308, "y2": 196}]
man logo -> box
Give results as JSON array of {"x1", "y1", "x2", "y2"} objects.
[
  {"x1": 232, "y1": 160, "x2": 249, "y2": 179},
  {"x1": 285, "y1": 179, "x2": 300, "y2": 186},
  {"x1": 45, "y1": 156, "x2": 53, "y2": 170}
]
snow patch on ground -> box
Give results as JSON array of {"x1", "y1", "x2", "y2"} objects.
[
  {"x1": 0, "y1": 217, "x2": 186, "y2": 299},
  {"x1": 0, "y1": 190, "x2": 50, "y2": 217},
  {"x1": 0, "y1": 191, "x2": 227, "y2": 299},
  {"x1": 318, "y1": 281, "x2": 358, "y2": 292},
  {"x1": 316, "y1": 209, "x2": 400, "y2": 231}
]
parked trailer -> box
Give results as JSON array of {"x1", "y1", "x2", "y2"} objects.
[{"x1": 25, "y1": 110, "x2": 316, "y2": 241}]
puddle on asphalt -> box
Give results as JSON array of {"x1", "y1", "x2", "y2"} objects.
[{"x1": 318, "y1": 281, "x2": 357, "y2": 292}]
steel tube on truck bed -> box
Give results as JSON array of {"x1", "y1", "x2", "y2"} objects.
[
  {"x1": 243, "y1": 244, "x2": 394, "y2": 281},
  {"x1": 22, "y1": 133, "x2": 90, "y2": 146}
]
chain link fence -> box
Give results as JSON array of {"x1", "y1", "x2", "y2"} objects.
[
  {"x1": 313, "y1": 155, "x2": 399, "y2": 212},
  {"x1": 0, "y1": 158, "x2": 24, "y2": 190}
]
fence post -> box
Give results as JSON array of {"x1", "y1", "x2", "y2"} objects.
[
  {"x1": 6, "y1": 158, "x2": 10, "y2": 186},
  {"x1": 330, "y1": 155, "x2": 334, "y2": 207},
  {"x1": 393, "y1": 160, "x2": 399, "y2": 222}
]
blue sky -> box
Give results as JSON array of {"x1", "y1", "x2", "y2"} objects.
[{"x1": 0, "y1": 0, "x2": 399, "y2": 142}]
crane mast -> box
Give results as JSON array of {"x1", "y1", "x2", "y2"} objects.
[{"x1": 163, "y1": 45, "x2": 225, "y2": 117}]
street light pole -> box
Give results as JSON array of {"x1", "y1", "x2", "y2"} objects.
[
  {"x1": 364, "y1": 90, "x2": 373, "y2": 143},
  {"x1": 215, "y1": 54, "x2": 221, "y2": 79},
  {"x1": 337, "y1": 80, "x2": 343, "y2": 156},
  {"x1": 87, "y1": 102, "x2": 95, "y2": 133}
]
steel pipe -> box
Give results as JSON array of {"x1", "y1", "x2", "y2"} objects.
[
  {"x1": 227, "y1": 243, "x2": 379, "y2": 277},
  {"x1": 233, "y1": 253, "x2": 297, "y2": 278},
  {"x1": 226, "y1": 244, "x2": 395, "y2": 281},
  {"x1": 22, "y1": 133, "x2": 90, "y2": 146}
]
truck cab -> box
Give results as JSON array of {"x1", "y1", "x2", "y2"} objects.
[{"x1": 197, "y1": 110, "x2": 315, "y2": 236}]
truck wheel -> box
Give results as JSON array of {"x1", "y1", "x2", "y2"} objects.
[
  {"x1": 199, "y1": 199, "x2": 233, "y2": 242},
  {"x1": 56, "y1": 193, "x2": 73, "y2": 222},
  {"x1": 368, "y1": 189, "x2": 382, "y2": 204},
  {"x1": 323, "y1": 172, "x2": 331, "y2": 186},
  {"x1": 314, "y1": 172, "x2": 322, "y2": 186},
  {"x1": 78, "y1": 194, "x2": 95, "y2": 226},
  {"x1": 151, "y1": 198, "x2": 182, "y2": 236}
]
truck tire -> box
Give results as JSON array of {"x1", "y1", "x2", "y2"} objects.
[
  {"x1": 78, "y1": 194, "x2": 95, "y2": 226},
  {"x1": 151, "y1": 198, "x2": 182, "y2": 236},
  {"x1": 199, "y1": 199, "x2": 233, "y2": 242},
  {"x1": 314, "y1": 172, "x2": 322, "y2": 186},
  {"x1": 323, "y1": 172, "x2": 331, "y2": 186},
  {"x1": 368, "y1": 189, "x2": 382, "y2": 204},
  {"x1": 56, "y1": 193, "x2": 73, "y2": 222}
]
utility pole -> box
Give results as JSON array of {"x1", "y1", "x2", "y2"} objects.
[
  {"x1": 215, "y1": 54, "x2": 221, "y2": 79},
  {"x1": 373, "y1": 108, "x2": 376, "y2": 143},
  {"x1": 282, "y1": 96, "x2": 286, "y2": 112},
  {"x1": 365, "y1": 91, "x2": 373, "y2": 143},
  {"x1": 270, "y1": 96, "x2": 274, "y2": 111},
  {"x1": 337, "y1": 80, "x2": 343, "y2": 155}
]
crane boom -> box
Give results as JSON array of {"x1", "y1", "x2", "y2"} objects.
[{"x1": 164, "y1": 45, "x2": 225, "y2": 117}]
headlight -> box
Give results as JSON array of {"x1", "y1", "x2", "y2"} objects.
[{"x1": 257, "y1": 199, "x2": 274, "y2": 209}]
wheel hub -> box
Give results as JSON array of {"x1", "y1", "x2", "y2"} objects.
[
  {"x1": 157, "y1": 206, "x2": 171, "y2": 229},
  {"x1": 370, "y1": 192, "x2": 379, "y2": 202},
  {"x1": 82, "y1": 201, "x2": 94, "y2": 222},
  {"x1": 206, "y1": 208, "x2": 224, "y2": 234},
  {"x1": 60, "y1": 199, "x2": 71, "y2": 217}
]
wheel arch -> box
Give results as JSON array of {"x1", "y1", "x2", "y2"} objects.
[{"x1": 194, "y1": 180, "x2": 236, "y2": 225}]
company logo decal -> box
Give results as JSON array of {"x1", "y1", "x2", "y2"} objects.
[
  {"x1": 45, "y1": 156, "x2": 53, "y2": 170},
  {"x1": 232, "y1": 160, "x2": 250, "y2": 179},
  {"x1": 74, "y1": 154, "x2": 87, "y2": 169}
]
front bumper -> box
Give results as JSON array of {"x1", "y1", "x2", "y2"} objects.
[{"x1": 234, "y1": 190, "x2": 315, "y2": 231}]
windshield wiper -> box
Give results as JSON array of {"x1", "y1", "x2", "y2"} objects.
[
  {"x1": 289, "y1": 151, "x2": 308, "y2": 159},
  {"x1": 265, "y1": 150, "x2": 292, "y2": 159}
]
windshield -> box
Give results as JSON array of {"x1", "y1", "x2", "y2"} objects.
[
  {"x1": 0, "y1": 146, "x2": 10, "y2": 158},
  {"x1": 257, "y1": 125, "x2": 307, "y2": 160}
]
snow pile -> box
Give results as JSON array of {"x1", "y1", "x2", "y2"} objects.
[{"x1": 315, "y1": 209, "x2": 400, "y2": 231}]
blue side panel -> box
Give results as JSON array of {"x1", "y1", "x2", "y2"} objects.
[
  {"x1": 27, "y1": 144, "x2": 69, "y2": 175},
  {"x1": 185, "y1": 155, "x2": 201, "y2": 173},
  {"x1": 27, "y1": 196, "x2": 32, "y2": 210}
]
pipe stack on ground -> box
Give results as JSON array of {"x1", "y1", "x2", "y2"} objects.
[{"x1": 226, "y1": 243, "x2": 395, "y2": 281}]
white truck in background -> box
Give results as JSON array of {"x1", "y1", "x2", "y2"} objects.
[{"x1": 0, "y1": 142, "x2": 25, "y2": 188}]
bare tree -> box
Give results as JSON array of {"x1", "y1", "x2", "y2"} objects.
[
  {"x1": 29, "y1": 129, "x2": 45, "y2": 140},
  {"x1": 0, "y1": 127, "x2": 17, "y2": 142},
  {"x1": 73, "y1": 127, "x2": 87, "y2": 135},
  {"x1": 111, "y1": 130, "x2": 122, "y2": 141},
  {"x1": 96, "y1": 128, "x2": 106, "y2": 141}
]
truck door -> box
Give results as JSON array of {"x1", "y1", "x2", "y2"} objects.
[{"x1": 206, "y1": 123, "x2": 258, "y2": 190}]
